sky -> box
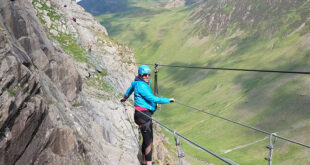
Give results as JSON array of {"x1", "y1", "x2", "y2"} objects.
[{"x1": 76, "y1": 0, "x2": 82, "y2": 2}]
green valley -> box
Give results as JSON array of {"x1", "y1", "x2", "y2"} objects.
[{"x1": 87, "y1": 0, "x2": 310, "y2": 164}]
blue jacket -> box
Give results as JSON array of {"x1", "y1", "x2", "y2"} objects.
[{"x1": 124, "y1": 76, "x2": 170, "y2": 111}]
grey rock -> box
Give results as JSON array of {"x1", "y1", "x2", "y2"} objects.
[{"x1": 0, "y1": 0, "x2": 176, "y2": 165}]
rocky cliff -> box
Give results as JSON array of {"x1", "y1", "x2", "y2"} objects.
[{"x1": 0, "y1": 0, "x2": 175, "y2": 164}]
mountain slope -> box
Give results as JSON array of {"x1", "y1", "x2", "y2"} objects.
[
  {"x1": 93, "y1": 0, "x2": 310, "y2": 164},
  {"x1": 190, "y1": 0, "x2": 310, "y2": 37}
]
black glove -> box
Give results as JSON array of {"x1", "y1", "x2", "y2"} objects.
[
  {"x1": 120, "y1": 97, "x2": 127, "y2": 103},
  {"x1": 169, "y1": 98, "x2": 175, "y2": 103}
]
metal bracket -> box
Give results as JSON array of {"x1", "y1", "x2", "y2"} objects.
[
  {"x1": 265, "y1": 133, "x2": 277, "y2": 165},
  {"x1": 174, "y1": 131, "x2": 185, "y2": 165},
  {"x1": 154, "y1": 62, "x2": 159, "y2": 73}
]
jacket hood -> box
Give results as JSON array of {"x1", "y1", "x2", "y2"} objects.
[
  {"x1": 134, "y1": 76, "x2": 150, "y2": 84},
  {"x1": 134, "y1": 76, "x2": 144, "y2": 82}
]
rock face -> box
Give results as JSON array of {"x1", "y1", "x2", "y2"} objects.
[
  {"x1": 0, "y1": 0, "x2": 176, "y2": 165},
  {"x1": 0, "y1": 0, "x2": 83, "y2": 164}
]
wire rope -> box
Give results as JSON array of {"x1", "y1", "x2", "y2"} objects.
[{"x1": 175, "y1": 101, "x2": 310, "y2": 149}]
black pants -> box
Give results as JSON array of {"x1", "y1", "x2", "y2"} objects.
[{"x1": 134, "y1": 110, "x2": 153, "y2": 162}]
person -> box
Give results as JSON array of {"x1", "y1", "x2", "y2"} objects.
[
  {"x1": 88, "y1": 43, "x2": 92, "y2": 54},
  {"x1": 121, "y1": 65, "x2": 174, "y2": 165}
]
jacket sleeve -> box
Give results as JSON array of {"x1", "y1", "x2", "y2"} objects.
[
  {"x1": 124, "y1": 82, "x2": 134, "y2": 99},
  {"x1": 137, "y1": 83, "x2": 170, "y2": 104}
]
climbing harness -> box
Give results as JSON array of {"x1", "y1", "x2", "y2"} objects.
[
  {"x1": 265, "y1": 133, "x2": 278, "y2": 165},
  {"x1": 174, "y1": 131, "x2": 185, "y2": 165}
]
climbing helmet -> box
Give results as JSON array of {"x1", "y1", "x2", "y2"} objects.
[{"x1": 138, "y1": 65, "x2": 151, "y2": 75}]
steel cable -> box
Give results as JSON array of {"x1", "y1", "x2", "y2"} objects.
[
  {"x1": 120, "y1": 103, "x2": 142, "y2": 153},
  {"x1": 128, "y1": 62, "x2": 310, "y2": 154},
  {"x1": 133, "y1": 63, "x2": 310, "y2": 75},
  {"x1": 175, "y1": 101, "x2": 310, "y2": 149}
]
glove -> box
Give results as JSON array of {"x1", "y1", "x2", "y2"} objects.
[
  {"x1": 155, "y1": 103, "x2": 161, "y2": 110},
  {"x1": 169, "y1": 98, "x2": 175, "y2": 103},
  {"x1": 120, "y1": 97, "x2": 127, "y2": 103}
]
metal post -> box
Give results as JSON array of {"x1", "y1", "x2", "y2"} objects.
[
  {"x1": 154, "y1": 62, "x2": 160, "y2": 111},
  {"x1": 265, "y1": 133, "x2": 277, "y2": 165},
  {"x1": 174, "y1": 131, "x2": 185, "y2": 165}
]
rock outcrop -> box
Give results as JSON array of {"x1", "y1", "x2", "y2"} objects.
[
  {"x1": 0, "y1": 0, "x2": 176, "y2": 164},
  {"x1": 164, "y1": 0, "x2": 185, "y2": 9}
]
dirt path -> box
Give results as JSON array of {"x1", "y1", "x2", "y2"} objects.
[{"x1": 222, "y1": 136, "x2": 269, "y2": 154}]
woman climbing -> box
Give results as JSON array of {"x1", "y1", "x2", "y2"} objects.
[{"x1": 121, "y1": 65, "x2": 174, "y2": 165}]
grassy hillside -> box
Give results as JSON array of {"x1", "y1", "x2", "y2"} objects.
[{"x1": 96, "y1": 0, "x2": 310, "y2": 164}]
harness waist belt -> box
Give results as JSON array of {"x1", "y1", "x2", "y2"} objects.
[{"x1": 135, "y1": 106, "x2": 149, "y2": 111}]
